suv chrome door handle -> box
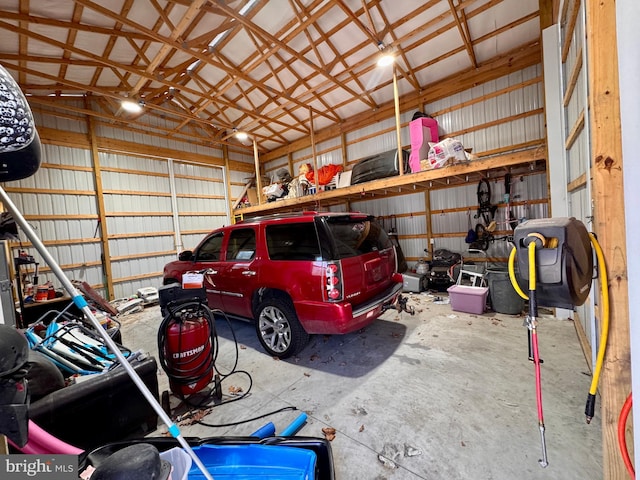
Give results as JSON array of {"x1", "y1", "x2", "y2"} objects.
[
  {"x1": 242, "y1": 270, "x2": 256, "y2": 276},
  {"x1": 206, "y1": 269, "x2": 218, "y2": 275}
]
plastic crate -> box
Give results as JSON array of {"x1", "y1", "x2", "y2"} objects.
[{"x1": 447, "y1": 285, "x2": 488, "y2": 314}]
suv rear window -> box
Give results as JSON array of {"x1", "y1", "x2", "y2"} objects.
[
  {"x1": 326, "y1": 217, "x2": 391, "y2": 258},
  {"x1": 266, "y1": 223, "x2": 322, "y2": 261}
]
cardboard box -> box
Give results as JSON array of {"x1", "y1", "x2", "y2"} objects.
[
  {"x1": 447, "y1": 285, "x2": 488, "y2": 314},
  {"x1": 246, "y1": 187, "x2": 258, "y2": 205}
]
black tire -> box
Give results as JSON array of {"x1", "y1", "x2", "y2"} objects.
[{"x1": 255, "y1": 295, "x2": 310, "y2": 359}]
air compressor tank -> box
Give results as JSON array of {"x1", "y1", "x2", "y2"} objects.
[{"x1": 162, "y1": 309, "x2": 214, "y2": 396}]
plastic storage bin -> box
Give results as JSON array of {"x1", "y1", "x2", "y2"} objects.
[
  {"x1": 188, "y1": 444, "x2": 317, "y2": 479},
  {"x1": 447, "y1": 285, "x2": 488, "y2": 314}
]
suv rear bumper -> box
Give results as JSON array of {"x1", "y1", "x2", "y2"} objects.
[{"x1": 295, "y1": 282, "x2": 403, "y2": 335}]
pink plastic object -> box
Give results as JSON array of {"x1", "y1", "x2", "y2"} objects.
[
  {"x1": 447, "y1": 285, "x2": 488, "y2": 315},
  {"x1": 409, "y1": 117, "x2": 439, "y2": 173},
  {"x1": 8, "y1": 420, "x2": 83, "y2": 455}
]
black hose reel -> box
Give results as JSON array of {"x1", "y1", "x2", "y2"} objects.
[{"x1": 513, "y1": 217, "x2": 593, "y2": 309}]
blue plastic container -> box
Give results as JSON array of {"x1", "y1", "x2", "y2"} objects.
[{"x1": 187, "y1": 444, "x2": 316, "y2": 479}]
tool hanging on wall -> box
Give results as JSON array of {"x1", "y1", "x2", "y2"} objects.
[{"x1": 504, "y1": 173, "x2": 519, "y2": 230}]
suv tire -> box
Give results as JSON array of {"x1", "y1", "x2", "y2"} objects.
[{"x1": 255, "y1": 295, "x2": 310, "y2": 359}]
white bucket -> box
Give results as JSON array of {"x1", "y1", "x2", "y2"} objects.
[
  {"x1": 159, "y1": 447, "x2": 192, "y2": 480},
  {"x1": 416, "y1": 261, "x2": 429, "y2": 275}
]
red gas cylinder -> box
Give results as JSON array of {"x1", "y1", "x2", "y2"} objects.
[{"x1": 162, "y1": 310, "x2": 214, "y2": 396}]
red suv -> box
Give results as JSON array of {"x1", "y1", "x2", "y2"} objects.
[{"x1": 162, "y1": 211, "x2": 403, "y2": 358}]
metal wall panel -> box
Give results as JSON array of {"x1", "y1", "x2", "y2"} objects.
[
  {"x1": 99, "y1": 151, "x2": 227, "y2": 298},
  {"x1": 424, "y1": 65, "x2": 544, "y2": 154},
  {"x1": 33, "y1": 106, "x2": 88, "y2": 134}
]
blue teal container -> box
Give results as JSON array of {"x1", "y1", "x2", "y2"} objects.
[{"x1": 188, "y1": 444, "x2": 317, "y2": 479}]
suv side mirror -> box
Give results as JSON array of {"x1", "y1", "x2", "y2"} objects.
[{"x1": 178, "y1": 250, "x2": 194, "y2": 261}]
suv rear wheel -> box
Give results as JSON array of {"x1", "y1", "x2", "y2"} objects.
[{"x1": 255, "y1": 296, "x2": 309, "y2": 359}]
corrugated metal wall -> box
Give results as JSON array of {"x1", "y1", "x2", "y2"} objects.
[
  {"x1": 3, "y1": 143, "x2": 103, "y2": 289},
  {"x1": 3, "y1": 116, "x2": 232, "y2": 303},
  {"x1": 99, "y1": 152, "x2": 227, "y2": 299}
]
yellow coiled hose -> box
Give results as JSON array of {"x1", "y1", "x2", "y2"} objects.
[{"x1": 507, "y1": 233, "x2": 609, "y2": 423}]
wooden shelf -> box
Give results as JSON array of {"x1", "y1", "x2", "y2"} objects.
[{"x1": 234, "y1": 146, "x2": 547, "y2": 217}]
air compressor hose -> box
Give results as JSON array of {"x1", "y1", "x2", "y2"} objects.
[
  {"x1": 618, "y1": 392, "x2": 635, "y2": 479},
  {"x1": 585, "y1": 233, "x2": 609, "y2": 424}
]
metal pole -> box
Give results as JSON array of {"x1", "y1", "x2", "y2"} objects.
[{"x1": 0, "y1": 186, "x2": 214, "y2": 480}]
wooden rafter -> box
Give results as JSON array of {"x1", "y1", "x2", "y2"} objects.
[
  {"x1": 0, "y1": 0, "x2": 541, "y2": 154},
  {"x1": 448, "y1": 0, "x2": 478, "y2": 68}
]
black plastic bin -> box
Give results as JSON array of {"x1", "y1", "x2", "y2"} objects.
[{"x1": 486, "y1": 267, "x2": 525, "y2": 315}]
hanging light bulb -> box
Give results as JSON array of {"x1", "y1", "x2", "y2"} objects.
[
  {"x1": 376, "y1": 43, "x2": 396, "y2": 67},
  {"x1": 121, "y1": 98, "x2": 143, "y2": 114},
  {"x1": 234, "y1": 129, "x2": 248, "y2": 141}
]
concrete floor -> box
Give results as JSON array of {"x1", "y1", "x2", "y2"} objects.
[{"x1": 119, "y1": 292, "x2": 602, "y2": 480}]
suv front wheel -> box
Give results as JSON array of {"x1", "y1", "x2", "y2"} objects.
[{"x1": 255, "y1": 296, "x2": 309, "y2": 359}]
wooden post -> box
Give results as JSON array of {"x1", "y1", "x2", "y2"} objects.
[
  {"x1": 287, "y1": 152, "x2": 294, "y2": 178},
  {"x1": 222, "y1": 143, "x2": 233, "y2": 218},
  {"x1": 310, "y1": 107, "x2": 319, "y2": 195},
  {"x1": 393, "y1": 66, "x2": 405, "y2": 176},
  {"x1": 340, "y1": 132, "x2": 348, "y2": 169},
  {"x1": 585, "y1": 1, "x2": 632, "y2": 478},
  {"x1": 252, "y1": 138, "x2": 262, "y2": 205},
  {"x1": 424, "y1": 189, "x2": 433, "y2": 258},
  {"x1": 85, "y1": 101, "x2": 115, "y2": 300}
]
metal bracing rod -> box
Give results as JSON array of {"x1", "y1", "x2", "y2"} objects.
[{"x1": 0, "y1": 186, "x2": 214, "y2": 480}]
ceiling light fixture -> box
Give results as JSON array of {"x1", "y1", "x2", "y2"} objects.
[
  {"x1": 376, "y1": 42, "x2": 396, "y2": 68},
  {"x1": 121, "y1": 98, "x2": 144, "y2": 114},
  {"x1": 234, "y1": 129, "x2": 248, "y2": 141}
]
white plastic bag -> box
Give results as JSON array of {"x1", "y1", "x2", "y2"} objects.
[{"x1": 427, "y1": 138, "x2": 468, "y2": 169}]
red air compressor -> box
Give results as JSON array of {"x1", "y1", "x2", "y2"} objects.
[{"x1": 157, "y1": 285, "x2": 219, "y2": 398}]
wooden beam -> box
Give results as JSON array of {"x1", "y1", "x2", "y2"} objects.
[
  {"x1": 393, "y1": 67, "x2": 404, "y2": 176},
  {"x1": 253, "y1": 138, "x2": 263, "y2": 205},
  {"x1": 86, "y1": 105, "x2": 115, "y2": 300},
  {"x1": 585, "y1": 1, "x2": 631, "y2": 479}
]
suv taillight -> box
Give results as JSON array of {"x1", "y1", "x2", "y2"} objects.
[{"x1": 323, "y1": 261, "x2": 343, "y2": 302}]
